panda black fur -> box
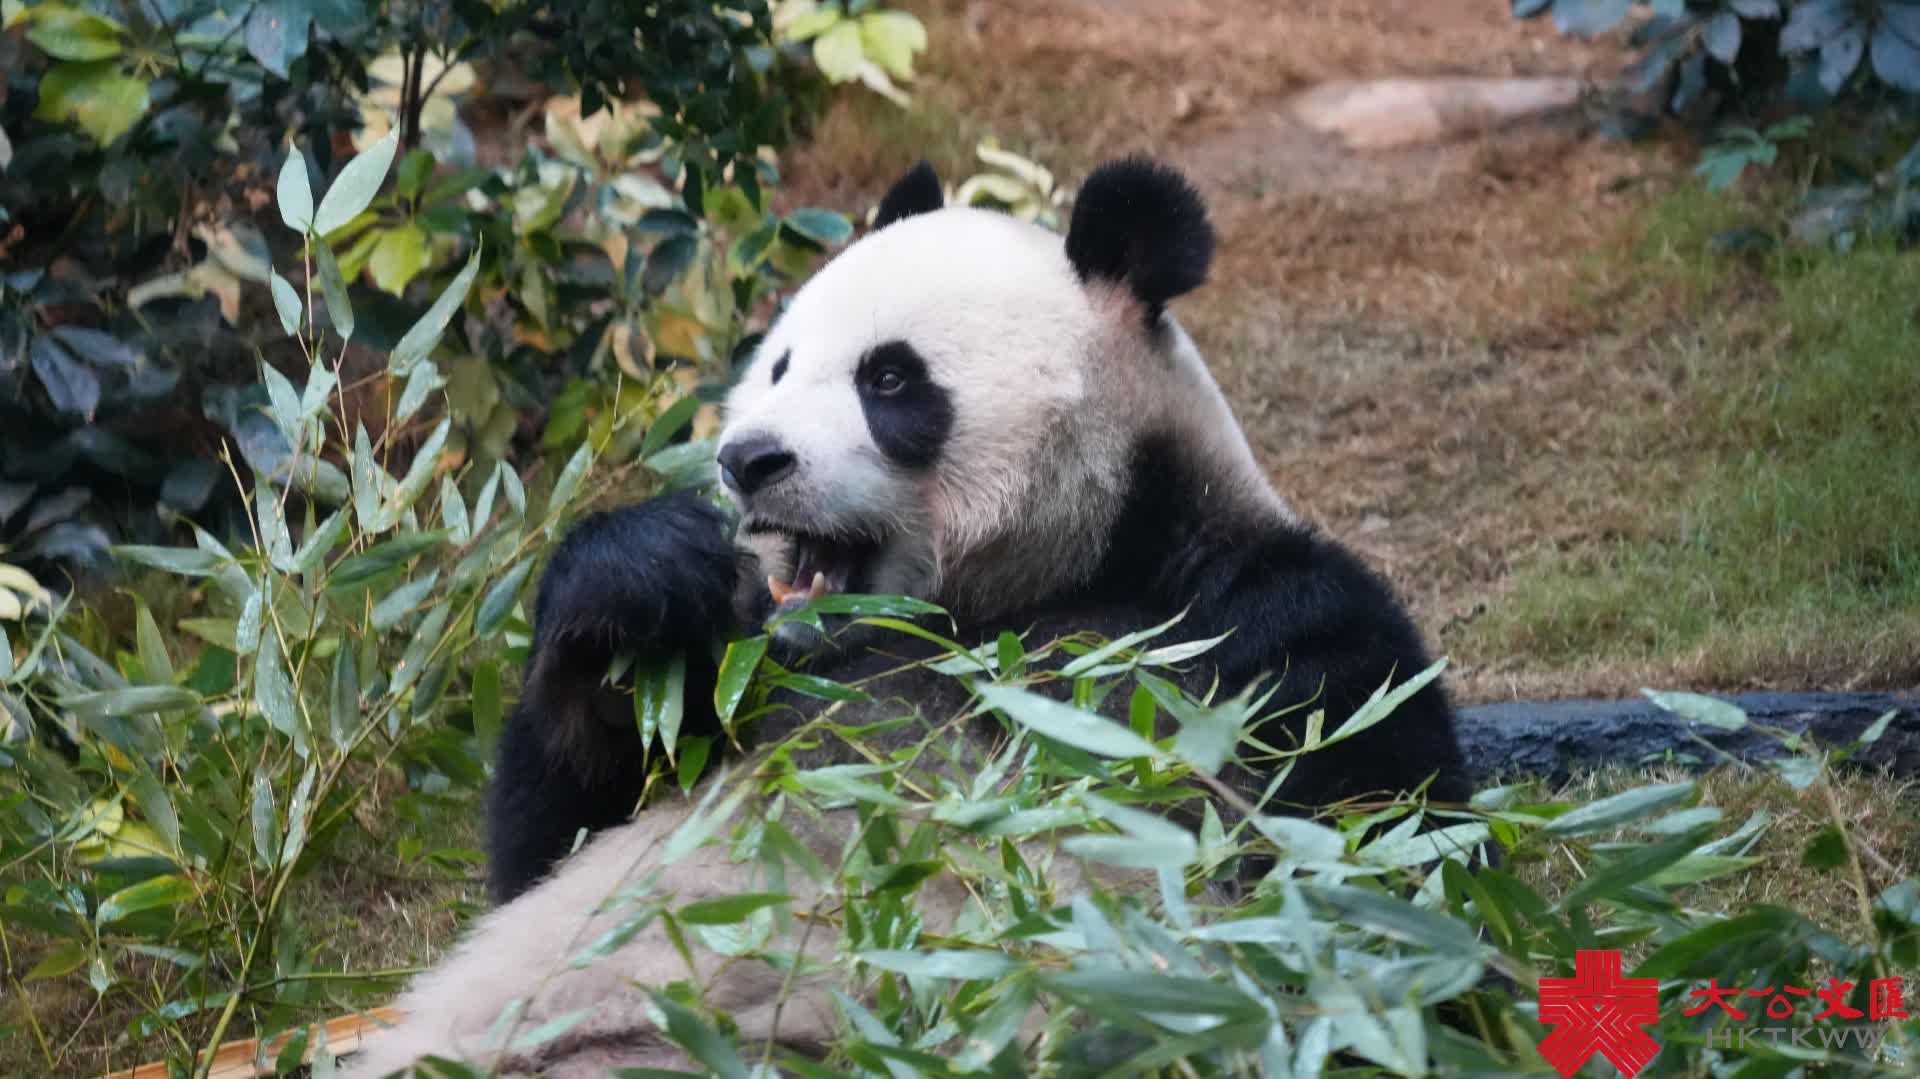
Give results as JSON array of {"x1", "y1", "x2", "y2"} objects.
[{"x1": 344, "y1": 157, "x2": 1477, "y2": 1077}]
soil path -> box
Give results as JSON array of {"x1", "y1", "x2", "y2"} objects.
[{"x1": 784, "y1": 0, "x2": 1697, "y2": 702}]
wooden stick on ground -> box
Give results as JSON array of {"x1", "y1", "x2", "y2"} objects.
[{"x1": 103, "y1": 1006, "x2": 403, "y2": 1079}]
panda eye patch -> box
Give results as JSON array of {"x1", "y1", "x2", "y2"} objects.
[
  {"x1": 856, "y1": 341, "x2": 923, "y2": 397},
  {"x1": 855, "y1": 340, "x2": 951, "y2": 469}
]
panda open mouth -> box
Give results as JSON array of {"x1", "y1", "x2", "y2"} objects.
[{"x1": 759, "y1": 529, "x2": 882, "y2": 616}]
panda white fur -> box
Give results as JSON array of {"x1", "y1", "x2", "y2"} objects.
[{"x1": 342, "y1": 157, "x2": 1475, "y2": 1077}]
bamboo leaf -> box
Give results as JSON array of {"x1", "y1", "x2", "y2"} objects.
[{"x1": 314, "y1": 128, "x2": 398, "y2": 235}]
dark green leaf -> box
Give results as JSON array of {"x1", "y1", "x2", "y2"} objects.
[
  {"x1": 636, "y1": 654, "x2": 688, "y2": 759},
  {"x1": 254, "y1": 635, "x2": 302, "y2": 748},
  {"x1": 858, "y1": 949, "x2": 1018, "y2": 980},
  {"x1": 765, "y1": 672, "x2": 869, "y2": 702},
  {"x1": 32, "y1": 59, "x2": 149, "y2": 145},
  {"x1": 1802, "y1": 824, "x2": 1849, "y2": 870},
  {"x1": 315, "y1": 239, "x2": 355, "y2": 341},
  {"x1": 315, "y1": 128, "x2": 398, "y2": 235},
  {"x1": 31, "y1": 335, "x2": 99, "y2": 417},
  {"x1": 713, "y1": 636, "x2": 767, "y2": 726},
  {"x1": 280, "y1": 143, "x2": 321, "y2": 235},
  {"x1": 676, "y1": 735, "x2": 711, "y2": 793},
  {"x1": 642, "y1": 235, "x2": 697, "y2": 296},
  {"x1": 1704, "y1": 12, "x2": 1743, "y2": 64},
  {"x1": 396, "y1": 149, "x2": 434, "y2": 199},
  {"x1": 1562, "y1": 827, "x2": 1712, "y2": 910},
  {"x1": 1871, "y1": 20, "x2": 1920, "y2": 92},
  {"x1": 423, "y1": 166, "x2": 495, "y2": 205},
  {"x1": 727, "y1": 223, "x2": 777, "y2": 273},
  {"x1": 782, "y1": 208, "x2": 853, "y2": 247},
  {"x1": 1300, "y1": 883, "x2": 1487, "y2": 957},
  {"x1": 329, "y1": 532, "x2": 447, "y2": 589},
  {"x1": 1553, "y1": 0, "x2": 1633, "y2": 37},
  {"x1": 472, "y1": 659, "x2": 502, "y2": 754},
  {"x1": 50, "y1": 326, "x2": 140, "y2": 369},
  {"x1": 476, "y1": 560, "x2": 533, "y2": 640},
  {"x1": 1781, "y1": 0, "x2": 1858, "y2": 54},
  {"x1": 26, "y1": 7, "x2": 123, "y2": 61},
  {"x1": 97, "y1": 874, "x2": 194, "y2": 925},
  {"x1": 390, "y1": 247, "x2": 482, "y2": 374},
  {"x1": 329, "y1": 640, "x2": 360, "y2": 746},
  {"x1": 1820, "y1": 27, "x2": 1866, "y2": 93},
  {"x1": 544, "y1": 442, "x2": 592, "y2": 526},
  {"x1": 244, "y1": 2, "x2": 312, "y2": 80},
  {"x1": 635, "y1": 209, "x2": 698, "y2": 236},
  {"x1": 1670, "y1": 52, "x2": 1709, "y2": 113},
  {"x1": 1043, "y1": 970, "x2": 1265, "y2": 1020},
  {"x1": 1642, "y1": 689, "x2": 1747, "y2": 731},
  {"x1": 975, "y1": 682, "x2": 1160, "y2": 760},
  {"x1": 370, "y1": 571, "x2": 439, "y2": 631},
  {"x1": 676, "y1": 893, "x2": 790, "y2": 925},
  {"x1": 60, "y1": 686, "x2": 199, "y2": 717},
  {"x1": 27, "y1": 942, "x2": 90, "y2": 980},
  {"x1": 291, "y1": 509, "x2": 350, "y2": 574},
  {"x1": 1856, "y1": 709, "x2": 1899, "y2": 748},
  {"x1": 646, "y1": 992, "x2": 748, "y2": 1079},
  {"x1": 1635, "y1": 908, "x2": 1800, "y2": 979},
  {"x1": 639, "y1": 393, "x2": 702, "y2": 461},
  {"x1": 570, "y1": 905, "x2": 661, "y2": 969},
  {"x1": 1543, "y1": 781, "x2": 1696, "y2": 837},
  {"x1": 270, "y1": 271, "x2": 303, "y2": 335},
  {"x1": 504, "y1": 1006, "x2": 600, "y2": 1053}
]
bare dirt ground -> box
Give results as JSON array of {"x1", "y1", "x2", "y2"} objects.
[{"x1": 780, "y1": 0, "x2": 1713, "y2": 702}]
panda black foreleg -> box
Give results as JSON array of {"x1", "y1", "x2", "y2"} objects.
[
  {"x1": 1170, "y1": 529, "x2": 1479, "y2": 877},
  {"x1": 485, "y1": 493, "x2": 741, "y2": 904}
]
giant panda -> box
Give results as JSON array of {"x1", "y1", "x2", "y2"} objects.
[{"x1": 342, "y1": 156, "x2": 1477, "y2": 1077}]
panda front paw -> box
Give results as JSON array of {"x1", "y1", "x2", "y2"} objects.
[
  {"x1": 531, "y1": 492, "x2": 741, "y2": 656},
  {"x1": 516, "y1": 492, "x2": 740, "y2": 764}
]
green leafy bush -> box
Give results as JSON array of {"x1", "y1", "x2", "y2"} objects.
[
  {"x1": 774, "y1": 0, "x2": 931, "y2": 106},
  {"x1": 1520, "y1": 0, "x2": 1920, "y2": 113},
  {"x1": 0, "y1": 130, "x2": 634, "y2": 1075},
  {"x1": 1520, "y1": 2, "x2": 1920, "y2": 245},
  {"x1": 0, "y1": 0, "x2": 831, "y2": 579}
]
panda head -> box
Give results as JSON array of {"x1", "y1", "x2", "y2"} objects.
[{"x1": 718, "y1": 156, "x2": 1282, "y2": 637}]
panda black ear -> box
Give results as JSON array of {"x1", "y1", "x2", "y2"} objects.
[
  {"x1": 872, "y1": 160, "x2": 944, "y2": 230},
  {"x1": 1064, "y1": 156, "x2": 1214, "y2": 322}
]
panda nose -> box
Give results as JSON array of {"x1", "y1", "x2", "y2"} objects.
[{"x1": 717, "y1": 434, "x2": 797, "y2": 496}]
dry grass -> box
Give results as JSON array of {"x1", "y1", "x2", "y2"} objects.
[
  {"x1": 783, "y1": 0, "x2": 1920, "y2": 704},
  {"x1": 0, "y1": 778, "x2": 482, "y2": 1077},
  {"x1": 781, "y1": 0, "x2": 1688, "y2": 702},
  {"x1": 1515, "y1": 764, "x2": 1920, "y2": 944}
]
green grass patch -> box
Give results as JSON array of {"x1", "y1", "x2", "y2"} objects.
[{"x1": 1468, "y1": 184, "x2": 1920, "y2": 688}]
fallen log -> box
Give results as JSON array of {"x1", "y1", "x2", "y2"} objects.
[{"x1": 1456, "y1": 690, "x2": 1920, "y2": 783}]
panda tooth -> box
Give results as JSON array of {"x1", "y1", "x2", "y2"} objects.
[{"x1": 767, "y1": 574, "x2": 796, "y2": 604}]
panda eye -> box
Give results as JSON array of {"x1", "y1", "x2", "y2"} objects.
[{"x1": 870, "y1": 367, "x2": 908, "y2": 396}]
